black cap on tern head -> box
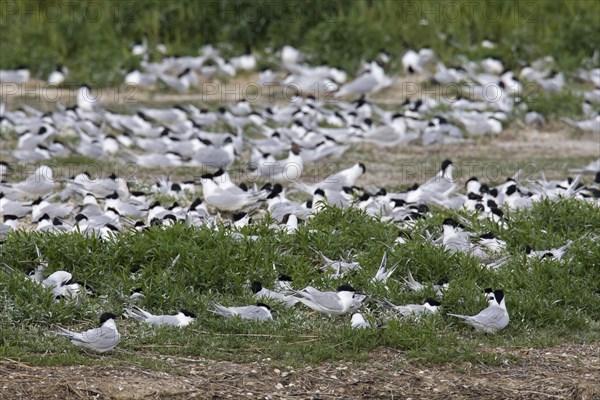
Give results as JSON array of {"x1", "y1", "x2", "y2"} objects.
[
  {"x1": 493, "y1": 289, "x2": 505, "y2": 303},
  {"x1": 75, "y1": 214, "x2": 88, "y2": 222},
  {"x1": 425, "y1": 298, "x2": 442, "y2": 306},
  {"x1": 99, "y1": 312, "x2": 117, "y2": 324},
  {"x1": 468, "y1": 192, "x2": 483, "y2": 201},
  {"x1": 291, "y1": 142, "x2": 302, "y2": 155},
  {"x1": 190, "y1": 197, "x2": 203, "y2": 209},
  {"x1": 256, "y1": 302, "x2": 271, "y2": 310},
  {"x1": 490, "y1": 207, "x2": 504, "y2": 218},
  {"x1": 442, "y1": 217, "x2": 461, "y2": 228},
  {"x1": 251, "y1": 281, "x2": 263, "y2": 294},
  {"x1": 232, "y1": 212, "x2": 247, "y2": 222},
  {"x1": 180, "y1": 309, "x2": 197, "y2": 318},
  {"x1": 487, "y1": 199, "x2": 499, "y2": 208},
  {"x1": 337, "y1": 284, "x2": 356, "y2": 292},
  {"x1": 268, "y1": 183, "x2": 283, "y2": 198},
  {"x1": 38, "y1": 213, "x2": 50, "y2": 221},
  {"x1": 441, "y1": 159, "x2": 453, "y2": 171}
]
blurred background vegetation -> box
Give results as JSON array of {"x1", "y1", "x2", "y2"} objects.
[{"x1": 0, "y1": 0, "x2": 599, "y2": 86}]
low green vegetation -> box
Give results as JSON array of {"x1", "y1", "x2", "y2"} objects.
[
  {"x1": 1, "y1": 199, "x2": 599, "y2": 368},
  {"x1": 523, "y1": 90, "x2": 585, "y2": 120}
]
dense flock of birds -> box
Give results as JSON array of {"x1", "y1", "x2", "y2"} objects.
[
  {"x1": 1, "y1": 43, "x2": 599, "y2": 353},
  {"x1": 1, "y1": 151, "x2": 597, "y2": 353},
  {"x1": 1, "y1": 43, "x2": 599, "y2": 134}
]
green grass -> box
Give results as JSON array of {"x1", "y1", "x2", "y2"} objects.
[
  {"x1": 1, "y1": 199, "x2": 599, "y2": 368},
  {"x1": 523, "y1": 90, "x2": 585, "y2": 120},
  {"x1": 1, "y1": 0, "x2": 598, "y2": 86}
]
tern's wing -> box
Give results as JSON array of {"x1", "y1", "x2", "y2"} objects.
[
  {"x1": 234, "y1": 306, "x2": 272, "y2": 320},
  {"x1": 147, "y1": 315, "x2": 181, "y2": 327},
  {"x1": 209, "y1": 303, "x2": 234, "y2": 318},
  {"x1": 337, "y1": 74, "x2": 378, "y2": 96},
  {"x1": 78, "y1": 326, "x2": 120, "y2": 351},
  {"x1": 374, "y1": 252, "x2": 387, "y2": 281},
  {"x1": 303, "y1": 292, "x2": 343, "y2": 312},
  {"x1": 472, "y1": 306, "x2": 508, "y2": 328},
  {"x1": 124, "y1": 306, "x2": 152, "y2": 322},
  {"x1": 403, "y1": 270, "x2": 424, "y2": 291},
  {"x1": 56, "y1": 326, "x2": 83, "y2": 341},
  {"x1": 395, "y1": 304, "x2": 423, "y2": 316}
]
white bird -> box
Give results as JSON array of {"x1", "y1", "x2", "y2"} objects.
[
  {"x1": 402, "y1": 49, "x2": 436, "y2": 75},
  {"x1": 230, "y1": 53, "x2": 257, "y2": 71},
  {"x1": 124, "y1": 69, "x2": 157, "y2": 87},
  {"x1": 318, "y1": 252, "x2": 361, "y2": 277},
  {"x1": 55, "y1": 312, "x2": 121, "y2": 353},
  {"x1": 159, "y1": 68, "x2": 197, "y2": 92},
  {"x1": 0, "y1": 193, "x2": 32, "y2": 217},
  {"x1": 274, "y1": 274, "x2": 294, "y2": 292},
  {"x1": 131, "y1": 152, "x2": 184, "y2": 168},
  {"x1": 448, "y1": 289, "x2": 509, "y2": 333},
  {"x1": 294, "y1": 163, "x2": 366, "y2": 194},
  {"x1": 0, "y1": 67, "x2": 30, "y2": 83},
  {"x1": 389, "y1": 298, "x2": 442, "y2": 317},
  {"x1": 200, "y1": 175, "x2": 265, "y2": 211},
  {"x1": 1, "y1": 165, "x2": 55, "y2": 200},
  {"x1": 335, "y1": 62, "x2": 392, "y2": 97},
  {"x1": 48, "y1": 65, "x2": 68, "y2": 85},
  {"x1": 282, "y1": 45, "x2": 304, "y2": 66},
  {"x1": 441, "y1": 217, "x2": 471, "y2": 254},
  {"x1": 190, "y1": 138, "x2": 237, "y2": 170},
  {"x1": 41, "y1": 270, "x2": 83, "y2": 299},
  {"x1": 526, "y1": 241, "x2": 573, "y2": 260},
  {"x1": 1, "y1": 215, "x2": 19, "y2": 237},
  {"x1": 335, "y1": 72, "x2": 379, "y2": 98},
  {"x1": 351, "y1": 313, "x2": 372, "y2": 329},
  {"x1": 77, "y1": 85, "x2": 98, "y2": 112},
  {"x1": 248, "y1": 143, "x2": 303, "y2": 182},
  {"x1": 402, "y1": 270, "x2": 425, "y2": 292},
  {"x1": 406, "y1": 159, "x2": 455, "y2": 204},
  {"x1": 125, "y1": 307, "x2": 196, "y2": 327},
  {"x1": 31, "y1": 197, "x2": 74, "y2": 222},
  {"x1": 480, "y1": 58, "x2": 504, "y2": 75},
  {"x1": 371, "y1": 252, "x2": 399, "y2": 286},
  {"x1": 290, "y1": 285, "x2": 365, "y2": 315},
  {"x1": 209, "y1": 302, "x2": 273, "y2": 321},
  {"x1": 562, "y1": 115, "x2": 600, "y2": 132},
  {"x1": 251, "y1": 281, "x2": 298, "y2": 307}
]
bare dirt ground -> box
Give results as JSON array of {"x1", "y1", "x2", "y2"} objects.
[{"x1": 1, "y1": 344, "x2": 599, "y2": 400}]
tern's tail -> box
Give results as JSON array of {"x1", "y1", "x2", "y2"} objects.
[
  {"x1": 447, "y1": 313, "x2": 469, "y2": 320},
  {"x1": 124, "y1": 306, "x2": 151, "y2": 322},
  {"x1": 402, "y1": 270, "x2": 420, "y2": 291},
  {"x1": 208, "y1": 303, "x2": 232, "y2": 318},
  {"x1": 55, "y1": 326, "x2": 78, "y2": 339}
]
